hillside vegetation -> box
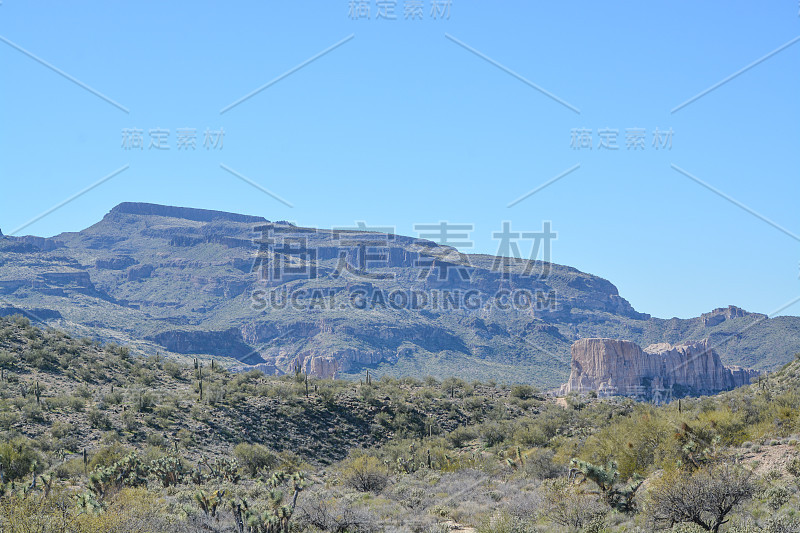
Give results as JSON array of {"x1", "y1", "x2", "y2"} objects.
[{"x1": 1, "y1": 315, "x2": 799, "y2": 532}]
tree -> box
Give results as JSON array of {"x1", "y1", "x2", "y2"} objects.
[{"x1": 646, "y1": 463, "x2": 753, "y2": 533}]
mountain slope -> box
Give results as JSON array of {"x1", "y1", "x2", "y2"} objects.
[{"x1": 1, "y1": 202, "x2": 798, "y2": 387}]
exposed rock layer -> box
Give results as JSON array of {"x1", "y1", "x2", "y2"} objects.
[{"x1": 560, "y1": 338, "x2": 759, "y2": 398}]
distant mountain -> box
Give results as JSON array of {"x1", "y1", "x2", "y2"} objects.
[{"x1": 1, "y1": 202, "x2": 798, "y2": 387}]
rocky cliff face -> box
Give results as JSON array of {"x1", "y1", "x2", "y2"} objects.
[
  {"x1": 560, "y1": 338, "x2": 759, "y2": 400},
  {"x1": 701, "y1": 305, "x2": 765, "y2": 327}
]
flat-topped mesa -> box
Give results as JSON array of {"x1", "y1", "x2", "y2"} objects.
[
  {"x1": 106, "y1": 202, "x2": 267, "y2": 224},
  {"x1": 559, "y1": 337, "x2": 760, "y2": 400}
]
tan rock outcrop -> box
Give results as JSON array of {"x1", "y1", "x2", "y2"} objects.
[
  {"x1": 560, "y1": 338, "x2": 759, "y2": 399},
  {"x1": 701, "y1": 305, "x2": 765, "y2": 327}
]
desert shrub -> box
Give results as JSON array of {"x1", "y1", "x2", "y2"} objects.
[
  {"x1": 0, "y1": 487, "x2": 170, "y2": 533},
  {"x1": 44, "y1": 394, "x2": 69, "y2": 410},
  {"x1": 341, "y1": 455, "x2": 389, "y2": 493},
  {"x1": 787, "y1": 457, "x2": 800, "y2": 478},
  {"x1": 130, "y1": 389, "x2": 156, "y2": 412},
  {"x1": 88, "y1": 408, "x2": 112, "y2": 430},
  {"x1": 477, "y1": 509, "x2": 533, "y2": 533},
  {"x1": 297, "y1": 488, "x2": 381, "y2": 533},
  {"x1": 75, "y1": 488, "x2": 171, "y2": 532},
  {"x1": 122, "y1": 410, "x2": 139, "y2": 431},
  {"x1": 75, "y1": 385, "x2": 93, "y2": 399},
  {"x1": 0, "y1": 350, "x2": 16, "y2": 369},
  {"x1": 514, "y1": 424, "x2": 549, "y2": 447},
  {"x1": 510, "y1": 384, "x2": 538, "y2": 400},
  {"x1": 22, "y1": 347, "x2": 58, "y2": 370},
  {"x1": 447, "y1": 426, "x2": 478, "y2": 448},
  {"x1": 670, "y1": 524, "x2": 706, "y2": 533},
  {"x1": 540, "y1": 478, "x2": 606, "y2": 529},
  {"x1": 205, "y1": 384, "x2": 226, "y2": 406},
  {"x1": 145, "y1": 432, "x2": 166, "y2": 448},
  {"x1": 233, "y1": 442, "x2": 278, "y2": 477},
  {"x1": 761, "y1": 515, "x2": 800, "y2": 533},
  {"x1": 136, "y1": 368, "x2": 156, "y2": 387},
  {"x1": 0, "y1": 410, "x2": 20, "y2": 430},
  {"x1": 51, "y1": 421, "x2": 77, "y2": 440},
  {"x1": 89, "y1": 443, "x2": 129, "y2": 470},
  {"x1": 154, "y1": 402, "x2": 175, "y2": 419},
  {"x1": 21, "y1": 400, "x2": 45, "y2": 422},
  {"x1": 645, "y1": 464, "x2": 753, "y2": 532},
  {"x1": 318, "y1": 384, "x2": 337, "y2": 404},
  {"x1": 520, "y1": 447, "x2": 563, "y2": 480},
  {"x1": 69, "y1": 395, "x2": 86, "y2": 412},
  {"x1": 764, "y1": 484, "x2": 791, "y2": 510},
  {"x1": 480, "y1": 422, "x2": 507, "y2": 447},
  {"x1": 53, "y1": 457, "x2": 86, "y2": 480},
  {"x1": 578, "y1": 406, "x2": 674, "y2": 480},
  {"x1": 103, "y1": 390, "x2": 123, "y2": 405},
  {"x1": 0, "y1": 436, "x2": 42, "y2": 481},
  {"x1": 162, "y1": 360, "x2": 182, "y2": 379},
  {"x1": 176, "y1": 428, "x2": 194, "y2": 448}
]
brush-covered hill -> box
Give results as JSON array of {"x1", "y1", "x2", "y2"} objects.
[
  {"x1": 0, "y1": 313, "x2": 513, "y2": 467},
  {"x1": 2, "y1": 315, "x2": 799, "y2": 533},
  {"x1": 1, "y1": 202, "x2": 799, "y2": 387}
]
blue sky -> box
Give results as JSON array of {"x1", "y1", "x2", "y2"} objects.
[{"x1": 0, "y1": 1, "x2": 798, "y2": 319}]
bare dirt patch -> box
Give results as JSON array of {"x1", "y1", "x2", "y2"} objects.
[{"x1": 739, "y1": 443, "x2": 798, "y2": 478}]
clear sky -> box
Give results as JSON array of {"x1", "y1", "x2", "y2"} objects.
[{"x1": 1, "y1": 1, "x2": 798, "y2": 320}]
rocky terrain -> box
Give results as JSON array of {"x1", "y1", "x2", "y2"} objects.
[
  {"x1": 1, "y1": 202, "x2": 799, "y2": 387},
  {"x1": 560, "y1": 337, "x2": 761, "y2": 399}
]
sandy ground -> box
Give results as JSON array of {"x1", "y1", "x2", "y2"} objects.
[{"x1": 442, "y1": 520, "x2": 477, "y2": 533}]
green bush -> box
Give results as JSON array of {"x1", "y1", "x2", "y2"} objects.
[
  {"x1": 447, "y1": 426, "x2": 478, "y2": 448},
  {"x1": 764, "y1": 484, "x2": 791, "y2": 510},
  {"x1": 0, "y1": 436, "x2": 42, "y2": 481},
  {"x1": 233, "y1": 442, "x2": 278, "y2": 477},
  {"x1": 510, "y1": 384, "x2": 538, "y2": 400},
  {"x1": 69, "y1": 395, "x2": 86, "y2": 412},
  {"x1": 480, "y1": 422, "x2": 507, "y2": 447},
  {"x1": 787, "y1": 457, "x2": 800, "y2": 478},
  {"x1": 0, "y1": 350, "x2": 16, "y2": 369},
  {"x1": 340, "y1": 455, "x2": 389, "y2": 493},
  {"x1": 162, "y1": 361, "x2": 182, "y2": 379},
  {"x1": 89, "y1": 408, "x2": 112, "y2": 430}
]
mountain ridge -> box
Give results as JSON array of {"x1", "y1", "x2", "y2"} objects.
[{"x1": 1, "y1": 202, "x2": 798, "y2": 387}]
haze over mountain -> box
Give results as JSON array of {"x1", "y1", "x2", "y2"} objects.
[{"x1": 1, "y1": 202, "x2": 798, "y2": 388}]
